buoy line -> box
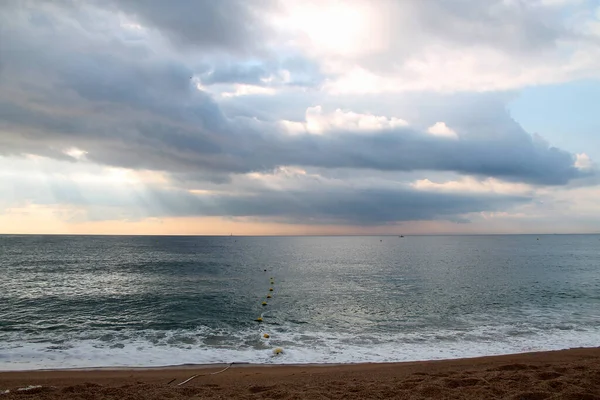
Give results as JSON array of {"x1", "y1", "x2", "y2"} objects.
[
  {"x1": 256, "y1": 270, "x2": 283, "y2": 356},
  {"x1": 173, "y1": 270, "x2": 282, "y2": 387}
]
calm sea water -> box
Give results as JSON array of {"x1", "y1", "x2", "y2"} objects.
[{"x1": 0, "y1": 234, "x2": 599, "y2": 370}]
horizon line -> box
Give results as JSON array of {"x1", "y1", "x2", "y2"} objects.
[{"x1": 1, "y1": 233, "x2": 599, "y2": 237}]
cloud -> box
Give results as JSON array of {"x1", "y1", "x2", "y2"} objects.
[
  {"x1": 4, "y1": 154, "x2": 599, "y2": 233},
  {"x1": 0, "y1": 0, "x2": 598, "y2": 232},
  {"x1": 296, "y1": 0, "x2": 600, "y2": 93},
  {"x1": 0, "y1": 155, "x2": 530, "y2": 225},
  {"x1": 0, "y1": 71, "x2": 590, "y2": 186},
  {"x1": 278, "y1": 0, "x2": 568, "y2": 59},
  {"x1": 575, "y1": 153, "x2": 593, "y2": 170},
  {"x1": 195, "y1": 57, "x2": 326, "y2": 90},
  {"x1": 220, "y1": 84, "x2": 277, "y2": 98},
  {"x1": 0, "y1": 6, "x2": 589, "y2": 188},
  {"x1": 98, "y1": 0, "x2": 279, "y2": 54},
  {"x1": 199, "y1": 64, "x2": 270, "y2": 86},
  {"x1": 175, "y1": 186, "x2": 527, "y2": 225},
  {"x1": 411, "y1": 177, "x2": 533, "y2": 196},
  {"x1": 280, "y1": 106, "x2": 409, "y2": 135},
  {"x1": 426, "y1": 122, "x2": 458, "y2": 139}
]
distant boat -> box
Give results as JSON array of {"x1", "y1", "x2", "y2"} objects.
[{"x1": 399, "y1": 235, "x2": 404, "y2": 238}]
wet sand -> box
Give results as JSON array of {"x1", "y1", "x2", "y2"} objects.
[{"x1": 1, "y1": 348, "x2": 600, "y2": 399}]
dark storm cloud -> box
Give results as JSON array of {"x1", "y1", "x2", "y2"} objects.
[
  {"x1": 152, "y1": 187, "x2": 529, "y2": 225},
  {"x1": 262, "y1": 129, "x2": 584, "y2": 186},
  {"x1": 2, "y1": 83, "x2": 586, "y2": 186},
  {"x1": 0, "y1": 0, "x2": 594, "y2": 194},
  {"x1": 99, "y1": 0, "x2": 278, "y2": 53},
  {"x1": 2, "y1": 0, "x2": 594, "y2": 227},
  {"x1": 0, "y1": 7, "x2": 590, "y2": 187},
  {"x1": 1, "y1": 170, "x2": 530, "y2": 225}
]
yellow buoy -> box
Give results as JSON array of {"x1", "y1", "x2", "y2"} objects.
[
  {"x1": 262, "y1": 301, "x2": 267, "y2": 306},
  {"x1": 266, "y1": 294, "x2": 272, "y2": 299},
  {"x1": 269, "y1": 288, "x2": 273, "y2": 292},
  {"x1": 255, "y1": 317, "x2": 263, "y2": 322},
  {"x1": 273, "y1": 348, "x2": 283, "y2": 355},
  {"x1": 263, "y1": 333, "x2": 270, "y2": 339}
]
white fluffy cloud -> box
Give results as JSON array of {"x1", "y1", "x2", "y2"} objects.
[
  {"x1": 575, "y1": 153, "x2": 593, "y2": 170},
  {"x1": 426, "y1": 122, "x2": 458, "y2": 139},
  {"x1": 280, "y1": 106, "x2": 409, "y2": 134}
]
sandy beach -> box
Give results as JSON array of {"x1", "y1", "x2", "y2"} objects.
[{"x1": 1, "y1": 348, "x2": 599, "y2": 399}]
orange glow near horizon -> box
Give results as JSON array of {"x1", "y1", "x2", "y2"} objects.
[
  {"x1": 1, "y1": 204, "x2": 595, "y2": 236},
  {"x1": 0, "y1": 204, "x2": 454, "y2": 235}
]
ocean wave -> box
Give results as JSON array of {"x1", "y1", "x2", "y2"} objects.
[{"x1": 1, "y1": 323, "x2": 598, "y2": 371}]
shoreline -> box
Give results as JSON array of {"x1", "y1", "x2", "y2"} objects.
[
  {"x1": 0, "y1": 346, "x2": 598, "y2": 373},
  {"x1": 2, "y1": 347, "x2": 599, "y2": 399}
]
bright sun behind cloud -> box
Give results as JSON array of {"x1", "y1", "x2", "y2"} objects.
[{"x1": 276, "y1": 0, "x2": 383, "y2": 57}]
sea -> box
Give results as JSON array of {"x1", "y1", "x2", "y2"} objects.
[{"x1": 1, "y1": 234, "x2": 599, "y2": 371}]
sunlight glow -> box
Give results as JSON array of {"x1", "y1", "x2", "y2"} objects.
[{"x1": 277, "y1": 0, "x2": 380, "y2": 56}]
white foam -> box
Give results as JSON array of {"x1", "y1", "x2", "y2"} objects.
[{"x1": 1, "y1": 324, "x2": 599, "y2": 371}]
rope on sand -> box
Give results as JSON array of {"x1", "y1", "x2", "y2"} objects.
[{"x1": 176, "y1": 363, "x2": 234, "y2": 386}]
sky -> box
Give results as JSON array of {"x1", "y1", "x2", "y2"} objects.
[{"x1": 0, "y1": 0, "x2": 599, "y2": 235}]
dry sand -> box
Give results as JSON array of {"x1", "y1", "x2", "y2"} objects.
[{"x1": 1, "y1": 348, "x2": 600, "y2": 399}]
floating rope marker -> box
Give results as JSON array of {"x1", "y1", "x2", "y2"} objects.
[
  {"x1": 273, "y1": 348, "x2": 283, "y2": 355},
  {"x1": 263, "y1": 333, "x2": 270, "y2": 339},
  {"x1": 269, "y1": 288, "x2": 273, "y2": 291},
  {"x1": 267, "y1": 294, "x2": 272, "y2": 298},
  {"x1": 255, "y1": 317, "x2": 263, "y2": 322},
  {"x1": 261, "y1": 301, "x2": 267, "y2": 306}
]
